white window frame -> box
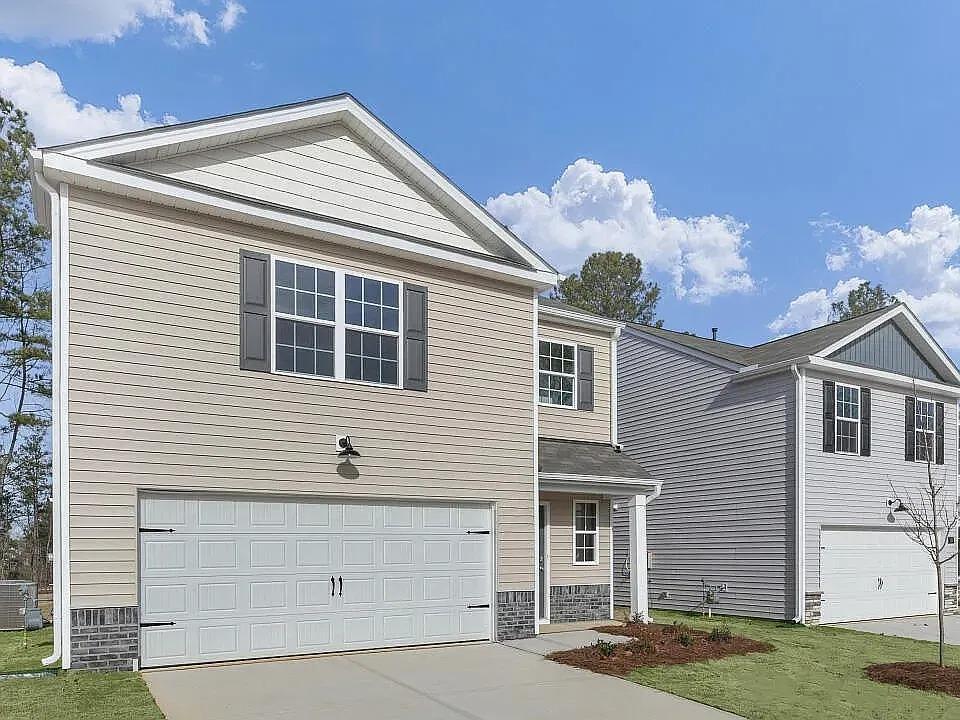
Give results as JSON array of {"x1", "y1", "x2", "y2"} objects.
[
  {"x1": 270, "y1": 255, "x2": 404, "y2": 389},
  {"x1": 573, "y1": 499, "x2": 599, "y2": 566},
  {"x1": 538, "y1": 338, "x2": 577, "y2": 409},
  {"x1": 915, "y1": 397, "x2": 937, "y2": 463},
  {"x1": 834, "y1": 382, "x2": 860, "y2": 456}
]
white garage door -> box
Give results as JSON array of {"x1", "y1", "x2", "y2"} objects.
[
  {"x1": 138, "y1": 493, "x2": 492, "y2": 668},
  {"x1": 820, "y1": 528, "x2": 937, "y2": 624}
]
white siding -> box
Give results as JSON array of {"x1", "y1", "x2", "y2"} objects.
[
  {"x1": 614, "y1": 332, "x2": 796, "y2": 619},
  {"x1": 804, "y1": 370, "x2": 959, "y2": 593},
  {"x1": 133, "y1": 123, "x2": 491, "y2": 256}
]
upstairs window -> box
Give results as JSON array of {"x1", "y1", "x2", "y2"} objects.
[
  {"x1": 574, "y1": 501, "x2": 598, "y2": 564},
  {"x1": 915, "y1": 398, "x2": 936, "y2": 462},
  {"x1": 539, "y1": 340, "x2": 575, "y2": 407},
  {"x1": 835, "y1": 384, "x2": 860, "y2": 454}
]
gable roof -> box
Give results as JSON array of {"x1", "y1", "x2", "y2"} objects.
[
  {"x1": 31, "y1": 93, "x2": 558, "y2": 288},
  {"x1": 626, "y1": 303, "x2": 960, "y2": 386}
]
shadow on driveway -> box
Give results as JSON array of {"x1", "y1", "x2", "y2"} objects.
[{"x1": 830, "y1": 614, "x2": 960, "y2": 645}]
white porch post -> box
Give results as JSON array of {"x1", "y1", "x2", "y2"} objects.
[{"x1": 628, "y1": 494, "x2": 650, "y2": 621}]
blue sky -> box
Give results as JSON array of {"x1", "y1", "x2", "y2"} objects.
[{"x1": 4, "y1": 1, "x2": 960, "y2": 354}]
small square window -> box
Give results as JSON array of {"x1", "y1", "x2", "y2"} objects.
[{"x1": 573, "y1": 501, "x2": 599, "y2": 564}]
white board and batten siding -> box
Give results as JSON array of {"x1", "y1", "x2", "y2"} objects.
[
  {"x1": 614, "y1": 331, "x2": 796, "y2": 619},
  {"x1": 139, "y1": 494, "x2": 492, "y2": 667},
  {"x1": 804, "y1": 370, "x2": 958, "y2": 621},
  {"x1": 68, "y1": 187, "x2": 537, "y2": 611},
  {"x1": 537, "y1": 319, "x2": 612, "y2": 444}
]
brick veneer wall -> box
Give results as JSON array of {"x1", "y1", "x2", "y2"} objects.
[
  {"x1": 549, "y1": 584, "x2": 611, "y2": 623},
  {"x1": 804, "y1": 591, "x2": 822, "y2": 626},
  {"x1": 496, "y1": 590, "x2": 535, "y2": 640},
  {"x1": 70, "y1": 606, "x2": 139, "y2": 671}
]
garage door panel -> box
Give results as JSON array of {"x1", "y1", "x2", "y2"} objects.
[{"x1": 139, "y1": 493, "x2": 492, "y2": 667}]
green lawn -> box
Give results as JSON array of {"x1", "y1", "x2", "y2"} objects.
[
  {"x1": 0, "y1": 628, "x2": 164, "y2": 720},
  {"x1": 631, "y1": 611, "x2": 960, "y2": 720}
]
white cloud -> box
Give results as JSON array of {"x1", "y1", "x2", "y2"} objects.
[
  {"x1": 825, "y1": 246, "x2": 851, "y2": 271},
  {"x1": 768, "y1": 277, "x2": 866, "y2": 335},
  {"x1": 218, "y1": 1, "x2": 246, "y2": 31},
  {"x1": 486, "y1": 158, "x2": 755, "y2": 302},
  {"x1": 775, "y1": 204, "x2": 960, "y2": 350},
  {"x1": 0, "y1": 0, "x2": 219, "y2": 46},
  {"x1": 0, "y1": 58, "x2": 174, "y2": 146}
]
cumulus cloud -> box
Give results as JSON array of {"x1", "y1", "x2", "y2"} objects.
[
  {"x1": 218, "y1": 0, "x2": 246, "y2": 31},
  {"x1": 768, "y1": 277, "x2": 866, "y2": 335},
  {"x1": 825, "y1": 246, "x2": 851, "y2": 271},
  {"x1": 0, "y1": 58, "x2": 174, "y2": 146},
  {"x1": 486, "y1": 158, "x2": 754, "y2": 302},
  {"x1": 774, "y1": 204, "x2": 960, "y2": 349},
  {"x1": 0, "y1": 0, "x2": 231, "y2": 46}
]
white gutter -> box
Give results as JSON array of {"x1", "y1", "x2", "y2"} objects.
[
  {"x1": 610, "y1": 327, "x2": 620, "y2": 447},
  {"x1": 32, "y1": 162, "x2": 64, "y2": 667},
  {"x1": 791, "y1": 364, "x2": 806, "y2": 624}
]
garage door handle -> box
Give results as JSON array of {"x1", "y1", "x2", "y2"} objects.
[
  {"x1": 467, "y1": 604, "x2": 490, "y2": 609},
  {"x1": 140, "y1": 621, "x2": 175, "y2": 628},
  {"x1": 331, "y1": 576, "x2": 335, "y2": 596},
  {"x1": 339, "y1": 576, "x2": 343, "y2": 596},
  {"x1": 466, "y1": 530, "x2": 490, "y2": 535}
]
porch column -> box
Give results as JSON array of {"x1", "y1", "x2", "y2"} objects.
[{"x1": 628, "y1": 494, "x2": 650, "y2": 621}]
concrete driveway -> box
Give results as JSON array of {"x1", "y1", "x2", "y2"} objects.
[
  {"x1": 144, "y1": 640, "x2": 740, "y2": 720},
  {"x1": 831, "y1": 614, "x2": 960, "y2": 645}
]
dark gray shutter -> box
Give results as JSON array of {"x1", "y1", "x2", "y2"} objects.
[
  {"x1": 822, "y1": 380, "x2": 835, "y2": 453},
  {"x1": 403, "y1": 284, "x2": 428, "y2": 391},
  {"x1": 239, "y1": 250, "x2": 271, "y2": 372},
  {"x1": 905, "y1": 396, "x2": 916, "y2": 461},
  {"x1": 860, "y1": 387, "x2": 871, "y2": 457},
  {"x1": 936, "y1": 401, "x2": 945, "y2": 465},
  {"x1": 577, "y1": 345, "x2": 594, "y2": 411}
]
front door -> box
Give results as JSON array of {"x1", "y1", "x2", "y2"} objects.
[{"x1": 538, "y1": 503, "x2": 549, "y2": 621}]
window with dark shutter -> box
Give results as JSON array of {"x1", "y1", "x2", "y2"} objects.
[
  {"x1": 239, "y1": 250, "x2": 271, "y2": 372},
  {"x1": 822, "y1": 380, "x2": 835, "y2": 453},
  {"x1": 860, "y1": 387, "x2": 871, "y2": 457},
  {"x1": 403, "y1": 284, "x2": 428, "y2": 391},
  {"x1": 936, "y1": 401, "x2": 945, "y2": 465},
  {"x1": 905, "y1": 396, "x2": 916, "y2": 461},
  {"x1": 577, "y1": 345, "x2": 594, "y2": 411}
]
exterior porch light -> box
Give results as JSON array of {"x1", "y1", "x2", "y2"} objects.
[{"x1": 337, "y1": 435, "x2": 360, "y2": 458}]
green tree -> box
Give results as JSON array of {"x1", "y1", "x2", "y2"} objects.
[
  {"x1": 0, "y1": 95, "x2": 51, "y2": 580},
  {"x1": 554, "y1": 251, "x2": 662, "y2": 325},
  {"x1": 10, "y1": 428, "x2": 51, "y2": 585},
  {"x1": 830, "y1": 281, "x2": 895, "y2": 321}
]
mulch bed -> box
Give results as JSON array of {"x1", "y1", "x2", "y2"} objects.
[
  {"x1": 865, "y1": 662, "x2": 960, "y2": 698},
  {"x1": 546, "y1": 622, "x2": 774, "y2": 677}
]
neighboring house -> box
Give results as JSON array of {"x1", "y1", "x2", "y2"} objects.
[
  {"x1": 30, "y1": 95, "x2": 658, "y2": 671},
  {"x1": 613, "y1": 304, "x2": 960, "y2": 625}
]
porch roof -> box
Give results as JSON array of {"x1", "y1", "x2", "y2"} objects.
[{"x1": 538, "y1": 439, "x2": 658, "y2": 496}]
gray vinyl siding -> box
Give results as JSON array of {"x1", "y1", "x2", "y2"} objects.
[
  {"x1": 804, "y1": 369, "x2": 958, "y2": 592},
  {"x1": 614, "y1": 332, "x2": 796, "y2": 619},
  {"x1": 829, "y1": 321, "x2": 942, "y2": 381}
]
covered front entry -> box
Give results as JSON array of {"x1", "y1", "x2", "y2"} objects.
[
  {"x1": 537, "y1": 439, "x2": 661, "y2": 627},
  {"x1": 820, "y1": 527, "x2": 938, "y2": 623},
  {"x1": 138, "y1": 493, "x2": 492, "y2": 667}
]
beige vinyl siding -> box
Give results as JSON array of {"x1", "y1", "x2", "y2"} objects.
[
  {"x1": 133, "y1": 123, "x2": 490, "y2": 256},
  {"x1": 537, "y1": 319, "x2": 611, "y2": 444},
  {"x1": 541, "y1": 493, "x2": 610, "y2": 586},
  {"x1": 614, "y1": 331, "x2": 795, "y2": 619},
  {"x1": 804, "y1": 370, "x2": 959, "y2": 591},
  {"x1": 67, "y1": 188, "x2": 536, "y2": 609}
]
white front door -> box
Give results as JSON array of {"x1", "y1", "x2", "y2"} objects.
[
  {"x1": 820, "y1": 528, "x2": 938, "y2": 623},
  {"x1": 138, "y1": 493, "x2": 492, "y2": 667}
]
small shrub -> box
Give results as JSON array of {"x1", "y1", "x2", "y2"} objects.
[
  {"x1": 633, "y1": 638, "x2": 655, "y2": 653},
  {"x1": 671, "y1": 620, "x2": 694, "y2": 646},
  {"x1": 627, "y1": 612, "x2": 646, "y2": 627},
  {"x1": 593, "y1": 639, "x2": 618, "y2": 657},
  {"x1": 708, "y1": 624, "x2": 733, "y2": 643}
]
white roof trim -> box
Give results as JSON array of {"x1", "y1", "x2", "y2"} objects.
[
  {"x1": 539, "y1": 472, "x2": 661, "y2": 497},
  {"x1": 538, "y1": 304, "x2": 624, "y2": 333},
  {"x1": 45, "y1": 94, "x2": 556, "y2": 277},
  {"x1": 37, "y1": 151, "x2": 558, "y2": 288},
  {"x1": 803, "y1": 356, "x2": 960, "y2": 397},
  {"x1": 622, "y1": 325, "x2": 745, "y2": 371},
  {"x1": 815, "y1": 304, "x2": 960, "y2": 385}
]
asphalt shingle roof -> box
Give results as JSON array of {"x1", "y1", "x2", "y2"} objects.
[{"x1": 538, "y1": 438, "x2": 653, "y2": 479}]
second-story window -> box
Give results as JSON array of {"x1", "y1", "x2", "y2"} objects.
[
  {"x1": 835, "y1": 384, "x2": 860, "y2": 454},
  {"x1": 915, "y1": 398, "x2": 936, "y2": 462},
  {"x1": 539, "y1": 340, "x2": 576, "y2": 407}
]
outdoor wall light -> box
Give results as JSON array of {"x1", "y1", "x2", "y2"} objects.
[
  {"x1": 336, "y1": 435, "x2": 360, "y2": 458},
  {"x1": 887, "y1": 498, "x2": 907, "y2": 513}
]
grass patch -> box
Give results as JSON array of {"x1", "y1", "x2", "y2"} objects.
[
  {"x1": 628, "y1": 611, "x2": 960, "y2": 720},
  {"x1": 0, "y1": 628, "x2": 163, "y2": 720}
]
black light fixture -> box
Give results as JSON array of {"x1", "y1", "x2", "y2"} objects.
[
  {"x1": 887, "y1": 498, "x2": 908, "y2": 513},
  {"x1": 337, "y1": 435, "x2": 360, "y2": 458}
]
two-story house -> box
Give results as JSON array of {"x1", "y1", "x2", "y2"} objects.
[
  {"x1": 613, "y1": 303, "x2": 960, "y2": 625},
  {"x1": 30, "y1": 95, "x2": 658, "y2": 670}
]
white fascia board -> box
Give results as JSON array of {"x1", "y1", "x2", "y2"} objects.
[
  {"x1": 39, "y1": 152, "x2": 558, "y2": 289},
  {"x1": 734, "y1": 356, "x2": 813, "y2": 382},
  {"x1": 538, "y1": 304, "x2": 623, "y2": 333},
  {"x1": 539, "y1": 473, "x2": 662, "y2": 497},
  {"x1": 802, "y1": 356, "x2": 960, "y2": 397},
  {"x1": 622, "y1": 325, "x2": 745, "y2": 372},
  {"x1": 53, "y1": 95, "x2": 555, "y2": 276},
  {"x1": 816, "y1": 304, "x2": 960, "y2": 386}
]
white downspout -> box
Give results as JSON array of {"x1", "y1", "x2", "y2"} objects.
[
  {"x1": 532, "y1": 292, "x2": 540, "y2": 633},
  {"x1": 791, "y1": 364, "x2": 806, "y2": 623},
  {"x1": 33, "y1": 161, "x2": 62, "y2": 667}
]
